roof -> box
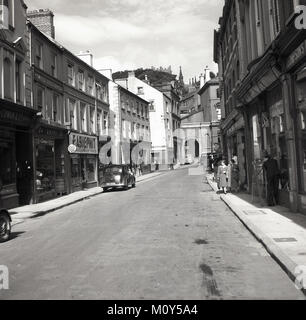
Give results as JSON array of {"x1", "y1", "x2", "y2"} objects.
[
  {"x1": 198, "y1": 78, "x2": 220, "y2": 96},
  {"x1": 27, "y1": 21, "x2": 109, "y2": 83}
]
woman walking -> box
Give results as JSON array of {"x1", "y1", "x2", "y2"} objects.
[{"x1": 217, "y1": 160, "x2": 229, "y2": 194}]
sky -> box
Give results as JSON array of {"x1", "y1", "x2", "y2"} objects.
[{"x1": 26, "y1": 0, "x2": 224, "y2": 82}]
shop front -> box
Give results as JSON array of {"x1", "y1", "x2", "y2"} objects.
[
  {"x1": 69, "y1": 132, "x2": 98, "y2": 192},
  {"x1": 0, "y1": 100, "x2": 36, "y2": 209},
  {"x1": 34, "y1": 124, "x2": 68, "y2": 203},
  {"x1": 292, "y1": 54, "x2": 306, "y2": 214},
  {"x1": 246, "y1": 85, "x2": 290, "y2": 208}
]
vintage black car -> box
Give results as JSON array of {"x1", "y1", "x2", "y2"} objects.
[
  {"x1": 100, "y1": 165, "x2": 136, "y2": 192},
  {"x1": 0, "y1": 208, "x2": 11, "y2": 242}
]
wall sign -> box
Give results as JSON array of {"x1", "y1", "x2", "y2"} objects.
[{"x1": 69, "y1": 133, "x2": 98, "y2": 154}]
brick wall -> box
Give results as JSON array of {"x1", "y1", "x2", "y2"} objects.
[{"x1": 27, "y1": 9, "x2": 55, "y2": 39}]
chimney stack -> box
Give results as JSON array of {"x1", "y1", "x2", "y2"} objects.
[
  {"x1": 77, "y1": 50, "x2": 93, "y2": 67},
  {"x1": 27, "y1": 9, "x2": 55, "y2": 39},
  {"x1": 200, "y1": 73, "x2": 205, "y2": 88},
  {"x1": 128, "y1": 71, "x2": 135, "y2": 78}
]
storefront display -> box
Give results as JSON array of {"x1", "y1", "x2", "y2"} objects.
[
  {"x1": 68, "y1": 133, "x2": 98, "y2": 191},
  {"x1": 34, "y1": 125, "x2": 68, "y2": 203}
]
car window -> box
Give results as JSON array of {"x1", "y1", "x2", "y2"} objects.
[{"x1": 105, "y1": 167, "x2": 123, "y2": 174}]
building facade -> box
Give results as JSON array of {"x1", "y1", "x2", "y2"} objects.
[
  {"x1": 27, "y1": 10, "x2": 110, "y2": 201},
  {"x1": 180, "y1": 78, "x2": 221, "y2": 161},
  {"x1": 105, "y1": 78, "x2": 151, "y2": 172},
  {"x1": 0, "y1": 0, "x2": 37, "y2": 209},
  {"x1": 215, "y1": 0, "x2": 306, "y2": 213},
  {"x1": 116, "y1": 72, "x2": 175, "y2": 169}
]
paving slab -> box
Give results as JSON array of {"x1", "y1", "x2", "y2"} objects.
[{"x1": 206, "y1": 174, "x2": 306, "y2": 296}]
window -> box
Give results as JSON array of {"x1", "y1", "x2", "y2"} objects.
[
  {"x1": 137, "y1": 87, "x2": 144, "y2": 95},
  {"x1": 122, "y1": 120, "x2": 126, "y2": 138},
  {"x1": 96, "y1": 84, "x2": 103, "y2": 100},
  {"x1": 3, "y1": 57, "x2": 12, "y2": 99},
  {"x1": 35, "y1": 42, "x2": 43, "y2": 69},
  {"x1": 69, "y1": 99, "x2": 77, "y2": 130},
  {"x1": 37, "y1": 87, "x2": 44, "y2": 111},
  {"x1": 89, "y1": 107, "x2": 95, "y2": 134},
  {"x1": 97, "y1": 109, "x2": 103, "y2": 136},
  {"x1": 149, "y1": 100, "x2": 155, "y2": 111},
  {"x1": 52, "y1": 94, "x2": 59, "y2": 123},
  {"x1": 15, "y1": 59, "x2": 21, "y2": 102},
  {"x1": 51, "y1": 53, "x2": 57, "y2": 78},
  {"x1": 141, "y1": 104, "x2": 144, "y2": 117},
  {"x1": 88, "y1": 76, "x2": 94, "y2": 95},
  {"x1": 103, "y1": 111, "x2": 108, "y2": 135},
  {"x1": 78, "y1": 70, "x2": 85, "y2": 91},
  {"x1": 68, "y1": 64, "x2": 75, "y2": 86},
  {"x1": 80, "y1": 103, "x2": 87, "y2": 132},
  {"x1": 272, "y1": 0, "x2": 281, "y2": 35}
]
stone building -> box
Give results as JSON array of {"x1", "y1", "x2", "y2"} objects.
[
  {"x1": 0, "y1": 0, "x2": 36, "y2": 209},
  {"x1": 214, "y1": 0, "x2": 306, "y2": 213},
  {"x1": 116, "y1": 72, "x2": 176, "y2": 169},
  {"x1": 27, "y1": 9, "x2": 110, "y2": 201},
  {"x1": 101, "y1": 75, "x2": 151, "y2": 173}
]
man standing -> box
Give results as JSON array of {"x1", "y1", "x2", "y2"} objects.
[{"x1": 263, "y1": 151, "x2": 280, "y2": 206}]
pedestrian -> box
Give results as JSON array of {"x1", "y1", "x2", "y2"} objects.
[
  {"x1": 263, "y1": 151, "x2": 280, "y2": 206},
  {"x1": 213, "y1": 157, "x2": 220, "y2": 183},
  {"x1": 229, "y1": 157, "x2": 240, "y2": 193},
  {"x1": 217, "y1": 159, "x2": 229, "y2": 194}
]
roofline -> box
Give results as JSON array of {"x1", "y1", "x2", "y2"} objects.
[
  {"x1": 27, "y1": 20, "x2": 109, "y2": 83},
  {"x1": 198, "y1": 79, "x2": 220, "y2": 95},
  {"x1": 115, "y1": 82, "x2": 149, "y2": 105}
]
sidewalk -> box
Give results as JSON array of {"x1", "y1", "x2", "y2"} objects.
[
  {"x1": 9, "y1": 170, "x2": 167, "y2": 223},
  {"x1": 206, "y1": 174, "x2": 306, "y2": 295}
]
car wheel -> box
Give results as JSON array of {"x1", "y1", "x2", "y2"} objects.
[
  {"x1": 103, "y1": 187, "x2": 109, "y2": 192},
  {"x1": 132, "y1": 182, "x2": 136, "y2": 188},
  {"x1": 0, "y1": 213, "x2": 11, "y2": 243}
]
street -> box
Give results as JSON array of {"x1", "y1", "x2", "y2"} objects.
[{"x1": 0, "y1": 168, "x2": 304, "y2": 300}]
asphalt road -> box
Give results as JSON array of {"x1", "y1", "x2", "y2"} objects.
[{"x1": 0, "y1": 168, "x2": 304, "y2": 300}]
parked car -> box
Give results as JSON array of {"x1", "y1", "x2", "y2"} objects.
[
  {"x1": 100, "y1": 165, "x2": 136, "y2": 192},
  {"x1": 0, "y1": 209, "x2": 11, "y2": 242},
  {"x1": 185, "y1": 154, "x2": 194, "y2": 165}
]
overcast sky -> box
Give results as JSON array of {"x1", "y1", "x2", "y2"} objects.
[{"x1": 26, "y1": 0, "x2": 224, "y2": 81}]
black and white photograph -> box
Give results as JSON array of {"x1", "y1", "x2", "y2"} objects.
[{"x1": 1, "y1": 0, "x2": 306, "y2": 305}]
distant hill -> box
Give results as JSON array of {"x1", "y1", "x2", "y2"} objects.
[{"x1": 113, "y1": 68, "x2": 177, "y2": 86}]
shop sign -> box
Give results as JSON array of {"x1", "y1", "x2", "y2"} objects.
[
  {"x1": 36, "y1": 126, "x2": 65, "y2": 139},
  {"x1": 287, "y1": 41, "x2": 306, "y2": 70},
  {"x1": 69, "y1": 133, "x2": 98, "y2": 155},
  {"x1": 68, "y1": 144, "x2": 77, "y2": 154},
  {"x1": 0, "y1": 109, "x2": 31, "y2": 124}
]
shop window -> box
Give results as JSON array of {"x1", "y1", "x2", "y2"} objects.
[
  {"x1": 36, "y1": 140, "x2": 55, "y2": 194},
  {"x1": 4, "y1": 57, "x2": 12, "y2": 99},
  {"x1": 86, "y1": 157, "x2": 96, "y2": 182},
  {"x1": 0, "y1": 140, "x2": 15, "y2": 186},
  {"x1": 71, "y1": 156, "x2": 81, "y2": 185}
]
